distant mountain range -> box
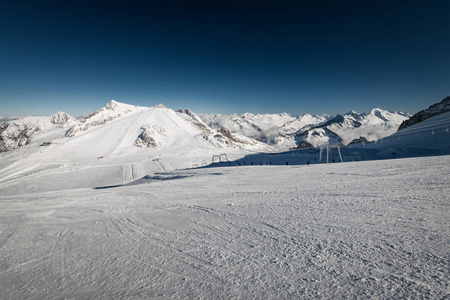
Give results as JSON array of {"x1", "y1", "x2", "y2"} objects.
[
  {"x1": 200, "y1": 108, "x2": 410, "y2": 149},
  {"x1": 2, "y1": 97, "x2": 449, "y2": 154}
]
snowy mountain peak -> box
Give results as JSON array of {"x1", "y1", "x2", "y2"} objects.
[
  {"x1": 155, "y1": 103, "x2": 166, "y2": 108},
  {"x1": 105, "y1": 100, "x2": 119, "y2": 109},
  {"x1": 105, "y1": 100, "x2": 137, "y2": 111},
  {"x1": 50, "y1": 111, "x2": 77, "y2": 125},
  {"x1": 66, "y1": 100, "x2": 140, "y2": 137},
  {"x1": 369, "y1": 108, "x2": 389, "y2": 121},
  {"x1": 346, "y1": 110, "x2": 361, "y2": 116}
]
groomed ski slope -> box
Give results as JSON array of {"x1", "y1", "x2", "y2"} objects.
[{"x1": 0, "y1": 155, "x2": 448, "y2": 299}]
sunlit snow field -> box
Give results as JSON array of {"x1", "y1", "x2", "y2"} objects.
[{"x1": 0, "y1": 155, "x2": 449, "y2": 299}]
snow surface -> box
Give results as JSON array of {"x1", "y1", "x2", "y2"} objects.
[
  {"x1": 0, "y1": 155, "x2": 448, "y2": 299},
  {"x1": 366, "y1": 111, "x2": 450, "y2": 154}
]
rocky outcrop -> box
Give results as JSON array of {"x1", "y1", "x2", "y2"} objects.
[
  {"x1": 134, "y1": 125, "x2": 166, "y2": 148},
  {"x1": 135, "y1": 128, "x2": 157, "y2": 148},
  {"x1": 0, "y1": 123, "x2": 38, "y2": 152},
  {"x1": 294, "y1": 141, "x2": 315, "y2": 149},
  {"x1": 177, "y1": 109, "x2": 213, "y2": 135},
  {"x1": 398, "y1": 96, "x2": 450, "y2": 130},
  {"x1": 347, "y1": 136, "x2": 369, "y2": 146}
]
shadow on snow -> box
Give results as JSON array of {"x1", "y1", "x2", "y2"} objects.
[{"x1": 93, "y1": 171, "x2": 223, "y2": 190}]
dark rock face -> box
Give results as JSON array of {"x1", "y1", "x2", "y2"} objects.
[
  {"x1": 398, "y1": 96, "x2": 450, "y2": 131},
  {"x1": 294, "y1": 140, "x2": 315, "y2": 149},
  {"x1": 347, "y1": 136, "x2": 369, "y2": 146}
]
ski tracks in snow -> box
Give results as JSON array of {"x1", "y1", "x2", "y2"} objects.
[
  {"x1": 122, "y1": 163, "x2": 143, "y2": 183},
  {"x1": 1, "y1": 155, "x2": 449, "y2": 299}
]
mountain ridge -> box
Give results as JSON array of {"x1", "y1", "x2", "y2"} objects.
[
  {"x1": 200, "y1": 109, "x2": 410, "y2": 149},
  {"x1": 398, "y1": 96, "x2": 450, "y2": 130},
  {"x1": 1, "y1": 101, "x2": 412, "y2": 153},
  {"x1": 0, "y1": 101, "x2": 273, "y2": 156}
]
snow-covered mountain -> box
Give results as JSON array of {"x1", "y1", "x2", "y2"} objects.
[
  {"x1": 0, "y1": 101, "x2": 274, "y2": 192},
  {"x1": 2, "y1": 103, "x2": 410, "y2": 154},
  {"x1": 398, "y1": 96, "x2": 450, "y2": 130},
  {"x1": 65, "y1": 100, "x2": 138, "y2": 137},
  {"x1": 64, "y1": 101, "x2": 271, "y2": 155},
  {"x1": 200, "y1": 109, "x2": 410, "y2": 149},
  {"x1": 0, "y1": 112, "x2": 77, "y2": 152},
  {"x1": 0, "y1": 101, "x2": 272, "y2": 158},
  {"x1": 199, "y1": 112, "x2": 332, "y2": 149},
  {"x1": 295, "y1": 108, "x2": 410, "y2": 147}
]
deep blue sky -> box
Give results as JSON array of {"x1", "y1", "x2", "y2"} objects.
[{"x1": 1, "y1": 0, "x2": 449, "y2": 116}]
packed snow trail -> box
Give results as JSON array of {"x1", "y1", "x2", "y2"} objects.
[{"x1": 0, "y1": 156, "x2": 449, "y2": 299}]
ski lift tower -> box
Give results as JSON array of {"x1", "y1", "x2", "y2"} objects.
[
  {"x1": 212, "y1": 153, "x2": 229, "y2": 164},
  {"x1": 319, "y1": 145, "x2": 343, "y2": 163}
]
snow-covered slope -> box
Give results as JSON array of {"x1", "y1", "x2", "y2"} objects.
[
  {"x1": 201, "y1": 109, "x2": 409, "y2": 149},
  {"x1": 366, "y1": 111, "x2": 450, "y2": 155},
  {"x1": 398, "y1": 96, "x2": 450, "y2": 130},
  {"x1": 0, "y1": 154, "x2": 448, "y2": 299}
]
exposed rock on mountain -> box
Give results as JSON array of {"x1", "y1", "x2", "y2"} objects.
[
  {"x1": 177, "y1": 109, "x2": 214, "y2": 135},
  {"x1": 293, "y1": 140, "x2": 315, "y2": 149},
  {"x1": 398, "y1": 96, "x2": 450, "y2": 130},
  {"x1": 65, "y1": 100, "x2": 136, "y2": 137},
  {"x1": 135, "y1": 125, "x2": 164, "y2": 148},
  {"x1": 347, "y1": 136, "x2": 369, "y2": 146},
  {"x1": 177, "y1": 109, "x2": 272, "y2": 150}
]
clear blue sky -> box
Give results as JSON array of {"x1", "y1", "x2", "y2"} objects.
[{"x1": 1, "y1": 0, "x2": 449, "y2": 116}]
